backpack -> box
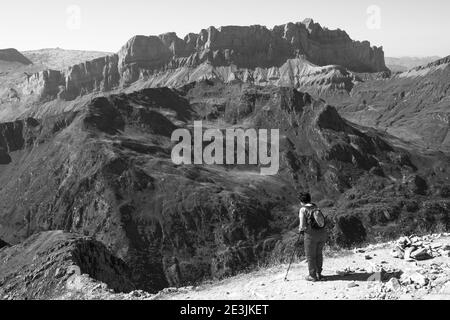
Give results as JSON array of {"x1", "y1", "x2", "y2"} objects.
[{"x1": 305, "y1": 205, "x2": 326, "y2": 230}]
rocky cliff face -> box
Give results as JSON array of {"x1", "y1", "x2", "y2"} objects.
[
  {"x1": 11, "y1": 19, "x2": 386, "y2": 106},
  {"x1": 19, "y1": 55, "x2": 120, "y2": 101},
  {"x1": 0, "y1": 118, "x2": 37, "y2": 164},
  {"x1": 157, "y1": 19, "x2": 386, "y2": 72}
]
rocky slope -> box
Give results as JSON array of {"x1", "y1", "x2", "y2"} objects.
[
  {"x1": 334, "y1": 56, "x2": 450, "y2": 153},
  {"x1": 0, "y1": 81, "x2": 449, "y2": 295},
  {"x1": 157, "y1": 234, "x2": 450, "y2": 301},
  {"x1": 0, "y1": 19, "x2": 386, "y2": 116},
  {"x1": 386, "y1": 56, "x2": 441, "y2": 73},
  {"x1": 0, "y1": 231, "x2": 134, "y2": 299}
]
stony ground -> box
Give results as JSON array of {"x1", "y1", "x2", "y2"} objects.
[{"x1": 56, "y1": 233, "x2": 450, "y2": 300}]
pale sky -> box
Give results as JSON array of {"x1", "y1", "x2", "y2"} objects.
[{"x1": 1, "y1": 0, "x2": 449, "y2": 57}]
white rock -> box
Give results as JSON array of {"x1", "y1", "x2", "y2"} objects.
[
  {"x1": 386, "y1": 278, "x2": 401, "y2": 291},
  {"x1": 441, "y1": 282, "x2": 450, "y2": 295},
  {"x1": 409, "y1": 272, "x2": 428, "y2": 287},
  {"x1": 404, "y1": 247, "x2": 415, "y2": 261}
]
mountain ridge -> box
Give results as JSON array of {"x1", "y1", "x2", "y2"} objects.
[
  {"x1": 385, "y1": 56, "x2": 441, "y2": 73},
  {"x1": 1, "y1": 19, "x2": 387, "y2": 116},
  {"x1": 23, "y1": 48, "x2": 111, "y2": 70}
]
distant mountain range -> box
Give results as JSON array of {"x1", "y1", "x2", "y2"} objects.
[
  {"x1": 386, "y1": 56, "x2": 441, "y2": 72},
  {"x1": 23, "y1": 48, "x2": 111, "y2": 70}
]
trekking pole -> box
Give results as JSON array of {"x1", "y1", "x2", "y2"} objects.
[{"x1": 284, "y1": 234, "x2": 302, "y2": 281}]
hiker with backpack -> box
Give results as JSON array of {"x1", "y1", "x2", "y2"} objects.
[{"x1": 298, "y1": 192, "x2": 327, "y2": 282}]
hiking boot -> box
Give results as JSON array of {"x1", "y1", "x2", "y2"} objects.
[{"x1": 305, "y1": 275, "x2": 318, "y2": 282}]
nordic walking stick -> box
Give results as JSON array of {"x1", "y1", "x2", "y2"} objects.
[{"x1": 284, "y1": 234, "x2": 302, "y2": 281}]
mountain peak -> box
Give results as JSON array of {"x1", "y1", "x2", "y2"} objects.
[{"x1": 301, "y1": 18, "x2": 316, "y2": 28}]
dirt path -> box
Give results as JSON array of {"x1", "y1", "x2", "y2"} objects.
[
  {"x1": 56, "y1": 234, "x2": 450, "y2": 300},
  {"x1": 155, "y1": 235, "x2": 450, "y2": 300}
]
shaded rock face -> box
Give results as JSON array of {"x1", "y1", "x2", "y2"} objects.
[
  {"x1": 10, "y1": 19, "x2": 386, "y2": 106},
  {"x1": 0, "y1": 120, "x2": 29, "y2": 164},
  {"x1": 0, "y1": 49, "x2": 32, "y2": 65},
  {"x1": 0, "y1": 238, "x2": 8, "y2": 249},
  {"x1": 2, "y1": 82, "x2": 447, "y2": 294},
  {"x1": 0, "y1": 231, "x2": 135, "y2": 299}
]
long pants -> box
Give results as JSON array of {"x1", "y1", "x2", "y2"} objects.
[{"x1": 304, "y1": 229, "x2": 327, "y2": 278}]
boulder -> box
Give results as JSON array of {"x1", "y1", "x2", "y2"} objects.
[
  {"x1": 391, "y1": 248, "x2": 404, "y2": 259},
  {"x1": 409, "y1": 272, "x2": 428, "y2": 287},
  {"x1": 410, "y1": 248, "x2": 432, "y2": 261},
  {"x1": 386, "y1": 278, "x2": 401, "y2": 291},
  {"x1": 404, "y1": 247, "x2": 416, "y2": 261}
]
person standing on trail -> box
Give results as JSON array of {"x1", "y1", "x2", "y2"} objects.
[{"x1": 298, "y1": 192, "x2": 327, "y2": 282}]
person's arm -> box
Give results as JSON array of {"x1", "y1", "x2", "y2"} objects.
[{"x1": 298, "y1": 207, "x2": 307, "y2": 234}]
